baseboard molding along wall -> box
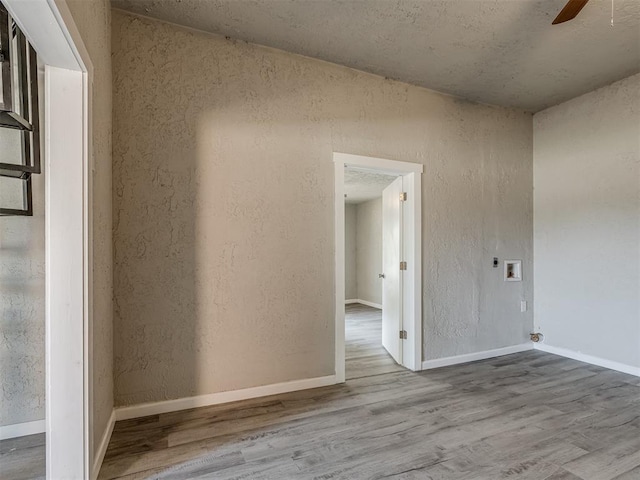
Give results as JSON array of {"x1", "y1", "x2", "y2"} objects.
[
  {"x1": 421, "y1": 343, "x2": 533, "y2": 370},
  {"x1": 345, "y1": 299, "x2": 382, "y2": 309},
  {"x1": 91, "y1": 409, "x2": 116, "y2": 480},
  {"x1": 419, "y1": 341, "x2": 640, "y2": 378},
  {"x1": 534, "y1": 343, "x2": 640, "y2": 377},
  {"x1": 0, "y1": 419, "x2": 45, "y2": 441},
  {"x1": 115, "y1": 374, "x2": 337, "y2": 421}
]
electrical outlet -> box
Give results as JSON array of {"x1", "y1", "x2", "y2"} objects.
[{"x1": 520, "y1": 300, "x2": 527, "y2": 312}]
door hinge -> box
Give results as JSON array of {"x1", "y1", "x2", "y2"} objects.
[
  {"x1": 400, "y1": 261, "x2": 407, "y2": 271},
  {"x1": 399, "y1": 330, "x2": 407, "y2": 339},
  {"x1": 400, "y1": 192, "x2": 407, "y2": 201}
]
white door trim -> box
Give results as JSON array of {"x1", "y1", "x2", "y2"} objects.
[
  {"x1": 4, "y1": 1, "x2": 92, "y2": 478},
  {"x1": 334, "y1": 152, "x2": 423, "y2": 381}
]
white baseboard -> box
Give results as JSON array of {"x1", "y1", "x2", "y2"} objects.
[
  {"x1": 91, "y1": 409, "x2": 116, "y2": 480},
  {"x1": 356, "y1": 299, "x2": 382, "y2": 309},
  {"x1": 0, "y1": 419, "x2": 45, "y2": 441},
  {"x1": 534, "y1": 343, "x2": 640, "y2": 377},
  {"x1": 421, "y1": 343, "x2": 533, "y2": 370},
  {"x1": 115, "y1": 374, "x2": 337, "y2": 421},
  {"x1": 345, "y1": 299, "x2": 382, "y2": 309}
]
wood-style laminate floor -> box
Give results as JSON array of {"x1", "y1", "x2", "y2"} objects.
[
  {"x1": 0, "y1": 304, "x2": 390, "y2": 480},
  {"x1": 0, "y1": 433, "x2": 45, "y2": 480},
  {"x1": 345, "y1": 303, "x2": 403, "y2": 380},
  {"x1": 98, "y1": 306, "x2": 640, "y2": 480}
]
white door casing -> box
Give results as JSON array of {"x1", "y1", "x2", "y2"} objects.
[
  {"x1": 334, "y1": 152, "x2": 423, "y2": 381},
  {"x1": 381, "y1": 176, "x2": 403, "y2": 364}
]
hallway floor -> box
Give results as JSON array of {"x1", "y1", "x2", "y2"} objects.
[{"x1": 345, "y1": 303, "x2": 404, "y2": 380}]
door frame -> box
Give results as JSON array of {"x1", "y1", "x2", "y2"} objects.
[
  {"x1": 4, "y1": 0, "x2": 93, "y2": 478},
  {"x1": 334, "y1": 152, "x2": 423, "y2": 382}
]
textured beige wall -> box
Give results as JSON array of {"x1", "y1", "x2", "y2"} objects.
[
  {"x1": 0, "y1": 166, "x2": 45, "y2": 427},
  {"x1": 112, "y1": 11, "x2": 533, "y2": 406},
  {"x1": 534, "y1": 73, "x2": 640, "y2": 368},
  {"x1": 356, "y1": 198, "x2": 382, "y2": 305},
  {"x1": 345, "y1": 204, "x2": 357, "y2": 300},
  {"x1": 66, "y1": 0, "x2": 113, "y2": 459}
]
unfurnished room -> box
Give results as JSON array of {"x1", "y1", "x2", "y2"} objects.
[{"x1": 0, "y1": 0, "x2": 639, "y2": 479}]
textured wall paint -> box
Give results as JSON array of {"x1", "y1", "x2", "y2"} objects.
[
  {"x1": 356, "y1": 198, "x2": 382, "y2": 305},
  {"x1": 0, "y1": 169, "x2": 45, "y2": 427},
  {"x1": 345, "y1": 204, "x2": 357, "y2": 299},
  {"x1": 534, "y1": 73, "x2": 640, "y2": 368},
  {"x1": 112, "y1": 11, "x2": 533, "y2": 406},
  {"x1": 66, "y1": 0, "x2": 113, "y2": 459}
]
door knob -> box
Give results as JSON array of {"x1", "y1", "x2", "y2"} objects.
[{"x1": 379, "y1": 273, "x2": 385, "y2": 279}]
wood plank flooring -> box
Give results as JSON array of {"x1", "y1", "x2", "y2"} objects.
[
  {"x1": 98, "y1": 307, "x2": 640, "y2": 479},
  {"x1": 0, "y1": 433, "x2": 45, "y2": 480},
  {"x1": 345, "y1": 303, "x2": 403, "y2": 380}
]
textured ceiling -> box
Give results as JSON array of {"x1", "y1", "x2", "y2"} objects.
[
  {"x1": 111, "y1": 0, "x2": 640, "y2": 112},
  {"x1": 344, "y1": 169, "x2": 397, "y2": 204}
]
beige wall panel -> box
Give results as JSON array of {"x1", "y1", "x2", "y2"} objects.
[
  {"x1": 112, "y1": 11, "x2": 533, "y2": 405},
  {"x1": 534, "y1": 73, "x2": 640, "y2": 368},
  {"x1": 356, "y1": 198, "x2": 382, "y2": 305},
  {"x1": 345, "y1": 204, "x2": 357, "y2": 300}
]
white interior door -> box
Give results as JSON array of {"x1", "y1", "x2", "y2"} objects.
[{"x1": 381, "y1": 176, "x2": 403, "y2": 364}]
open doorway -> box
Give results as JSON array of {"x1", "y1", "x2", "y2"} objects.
[
  {"x1": 344, "y1": 168, "x2": 404, "y2": 380},
  {"x1": 334, "y1": 153, "x2": 423, "y2": 383}
]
